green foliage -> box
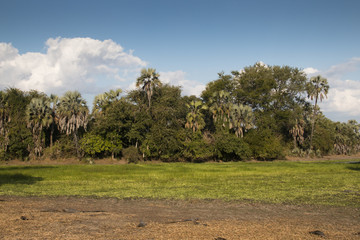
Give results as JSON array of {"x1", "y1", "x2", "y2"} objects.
[
  {"x1": 181, "y1": 131, "x2": 214, "y2": 162},
  {"x1": 57, "y1": 91, "x2": 89, "y2": 158},
  {"x1": 136, "y1": 68, "x2": 162, "y2": 109},
  {"x1": 245, "y1": 129, "x2": 285, "y2": 160},
  {"x1": 43, "y1": 135, "x2": 77, "y2": 159},
  {"x1": 201, "y1": 72, "x2": 235, "y2": 103},
  {"x1": 92, "y1": 88, "x2": 122, "y2": 116},
  {"x1": 214, "y1": 129, "x2": 251, "y2": 161},
  {"x1": 1, "y1": 63, "x2": 359, "y2": 162},
  {"x1": 3, "y1": 88, "x2": 33, "y2": 160},
  {"x1": 26, "y1": 97, "x2": 53, "y2": 158},
  {"x1": 334, "y1": 120, "x2": 360, "y2": 155},
  {"x1": 80, "y1": 133, "x2": 121, "y2": 158},
  {"x1": 311, "y1": 115, "x2": 335, "y2": 155},
  {"x1": 185, "y1": 99, "x2": 207, "y2": 132},
  {"x1": 306, "y1": 75, "x2": 330, "y2": 150},
  {"x1": 122, "y1": 146, "x2": 141, "y2": 163},
  {"x1": 138, "y1": 85, "x2": 187, "y2": 161}
]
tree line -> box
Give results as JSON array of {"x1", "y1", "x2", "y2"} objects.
[{"x1": 1, "y1": 63, "x2": 359, "y2": 162}]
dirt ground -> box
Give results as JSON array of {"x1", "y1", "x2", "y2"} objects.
[{"x1": 0, "y1": 196, "x2": 359, "y2": 240}]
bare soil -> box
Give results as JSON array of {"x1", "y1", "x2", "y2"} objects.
[{"x1": 0, "y1": 196, "x2": 359, "y2": 240}]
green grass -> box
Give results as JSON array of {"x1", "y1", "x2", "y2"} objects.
[{"x1": 0, "y1": 160, "x2": 359, "y2": 207}]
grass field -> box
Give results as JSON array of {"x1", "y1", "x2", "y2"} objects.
[{"x1": 0, "y1": 160, "x2": 359, "y2": 207}]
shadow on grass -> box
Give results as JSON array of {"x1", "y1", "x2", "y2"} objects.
[
  {"x1": 0, "y1": 166, "x2": 56, "y2": 171},
  {"x1": 0, "y1": 173, "x2": 43, "y2": 186},
  {"x1": 347, "y1": 162, "x2": 360, "y2": 171}
]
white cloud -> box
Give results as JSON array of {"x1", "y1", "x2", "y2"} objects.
[
  {"x1": 324, "y1": 57, "x2": 360, "y2": 79},
  {"x1": 322, "y1": 88, "x2": 360, "y2": 116},
  {"x1": 159, "y1": 70, "x2": 205, "y2": 96},
  {"x1": 303, "y1": 67, "x2": 319, "y2": 76},
  {"x1": 309, "y1": 58, "x2": 360, "y2": 121},
  {"x1": 0, "y1": 37, "x2": 147, "y2": 96}
]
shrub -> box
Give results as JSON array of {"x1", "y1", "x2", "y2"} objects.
[
  {"x1": 245, "y1": 129, "x2": 284, "y2": 160},
  {"x1": 43, "y1": 136, "x2": 77, "y2": 160},
  {"x1": 122, "y1": 146, "x2": 141, "y2": 164},
  {"x1": 214, "y1": 130, "x2": 251, "y2": 161},
  {"x1": 181, "y1": 131, "x2": 215, "y2": 162}
]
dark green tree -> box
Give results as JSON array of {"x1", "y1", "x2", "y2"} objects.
[
  {"x1": 57, "y1": 91, "x2": 89, "y2": 158},
  {"x1": 306, "y1": 75, "x2": 329, "y2": 150},
  {"x1": 26, "y1": 97, "x2": 53, "y2": 158},
  {"x1": 136, "y1": 68, "x2": 162, "y2": 109}
]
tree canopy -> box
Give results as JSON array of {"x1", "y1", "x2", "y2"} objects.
[{"x1": 1, "y1": 63, "x2": 359, "y2": 162}]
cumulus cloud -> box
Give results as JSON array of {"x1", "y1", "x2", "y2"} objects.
[
  {"x1": 159, "y1": 70, "x2": 205, "y2": 96},
  {"x1": 307, "y1": 58, "x2": 360, "y2": 121},
  {"x1": 0, "y1": 37, "x2": 147, "y2": 96},
  {"x1": 303, "y1": 67, "x2": 319, "y2": 75}
]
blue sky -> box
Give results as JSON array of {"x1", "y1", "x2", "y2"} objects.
[{"x1": 1, "y1": 0, "x2": 360, "y2": 122}]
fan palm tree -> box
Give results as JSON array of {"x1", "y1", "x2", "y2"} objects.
[
  {"x1": 306, "y1": 75, "x2": 329, "y2": 150},
  {"x1": 136, "y1": 68, "x2": 162, "y2": 109},
  {"x1": 229, "y1": 104, "x2": 254, "y2": 138},
  {"x1": 209, "y1": 90, "x2": 232, "y2": 126},
  {"x1": 289, "y1": 119, "x2": 305, "y2": 149},
  {"x1": 26, "y1": 97, "x2": 53, "y2": 157},
  {"x1": 49, "y1": 94, "x2": 59, "y2": 148},
  {"x1": 57, "y1": 91, "x2": 89, "y2": 158},
  {"x1": 185, "y1": 100, "x2": 208, "y2": 132},
  {"x1": 93, "y1": 88, "x2": 122, "y2": 116}
]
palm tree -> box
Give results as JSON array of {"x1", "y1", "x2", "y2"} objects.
[
  {"x1": 26, "y1": 97, "x2": 53, "y2": 158},
  {"x1": 93, "y1": 88, "x2": 122, "y2": 116},
  {"x1": 49, "y1": 94, "x2": 59, "y2": 148},
  {"x1": 209, "y1": 90, "x2": 232, "y2": 126},
  {"x1": 229, "y1": 104, "x2": 254, "y2": 138},
  {"x1": 289, "y1": 119, "x2": 305, "y2": 149},
  {"x1": 57, "y1": 91, "x2": 89, "y2": 158},
  {"x1": 185, "y1": 100, "x2": 208, "y2": 132},
  {"x1": 306, "y1": 75, "x2": 329, "y2": 150},
  {"x1": 136, "y1": 68, "x2": 162, "y2": 109}
]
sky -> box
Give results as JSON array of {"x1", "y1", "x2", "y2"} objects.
[{"x1": 0, "y1": 0, "x2": 359, "y2": 122}]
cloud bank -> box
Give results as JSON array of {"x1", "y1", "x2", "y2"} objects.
[
  {"x1": 0, "y1": 37, "x2": 205, "y2": 105},
  {"x1": 305, "y1": 57, "x2": 360, "y2": 122},
  {"x1": 0, "y1": 37, "x2": 147, "y2": 95},
  {"x1": 159, "y1": 70, "x2": 205, "y2": 96}
]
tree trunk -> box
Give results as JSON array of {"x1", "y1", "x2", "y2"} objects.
[
  {"x1": 50, "y1": 123, "x2": 54, "y2": 148},
  {"x1": 309, "y1": 95, "x2": 318, "y2": 150},
  {"x1": 73, "y1": 130, "x2": 80, "y2": 159}
]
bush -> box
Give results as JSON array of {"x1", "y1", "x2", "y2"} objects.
[
  {"x1": 43, "y1": 136, "x2": 77, "y2": 160},
  {"x1": 214, "y1": 130, "x2": 251, "y2": 161},
  {"x1": 245, "y1": 129, "x2": 284, "y2": 160},
  {"x1": 122, "y1": 146, "x2": 141, "y2": 164},
  {"x1": 181, "y1": 131, "x2": 215, "y2": 162}
]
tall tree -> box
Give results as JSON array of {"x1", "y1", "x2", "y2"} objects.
[
  {"x1": 92, "y1": 88, "x2": 122, "y2": 116},
  {"x1": 229, "y1": 104, "x2": 254, "y2": 138},
  {"x1": 289, "y1": 119, "x2": 305, "y2": 149},
  {"x1": 209, "y1": 90, "x2": 232, "y2": 126},
  {"x1": 57, "y1": 91, "x2": 89, "y2": 158},
  {"x1": 136, "y1": 68, "x2": 162, "y2": 109},
  {"x1": 49, "y1": 94, "x2": 59, "y2": 148},
  {"x1": 4, "y1": 88, "x2": 34, "y2": 160},
  {"x1": 306, "y1": 75, "x2": 329, "y2": 150},
  {"x1": 0, "y1": 91, "x2": 10, "y2": 153},
  {"x1": 26, "y1": 97, "x2": 52, "y2": 158},
  {"x1": 185, "y1": 100, "x2": 208, "y2": 132}
]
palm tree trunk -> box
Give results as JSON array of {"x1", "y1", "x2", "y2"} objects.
[
  {"x1": 50, "y1": 124, "x2": 54, "y2": 148},
  {"x1": 309, "y1": 95, "x2": 318, "y2": 150},
  {"x1": 73, "y1": 130, "x2": 80, "y2": 159}
]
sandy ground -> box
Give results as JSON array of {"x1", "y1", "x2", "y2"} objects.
[{"x1": 0, "y1": 196, "x2": 359, "y2": 240}]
